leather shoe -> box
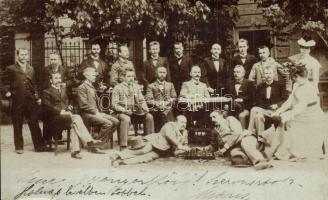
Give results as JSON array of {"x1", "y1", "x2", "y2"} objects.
[
  {"x1": 71, "y1": 151, "x2": 82, "y2": 159},
  {"x1": 35, "y1": 146, "x2": 54, "y2": 152},
  {"x1": 88, "y1": 147, "x2": 106, "y2": 154},
  {"x1": 15, "y1": 149, "x2": 24, "y2": 154},
  {"x1": 87, "y1": 140, "x2": 104, "y2": 147},
  {"x1": 254, "y1": 161, "x2": 272, "y2": 170}
]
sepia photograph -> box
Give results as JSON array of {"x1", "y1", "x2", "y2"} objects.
[{"x1": 0, "y1": 0, "x2": 328, "y2": 199}]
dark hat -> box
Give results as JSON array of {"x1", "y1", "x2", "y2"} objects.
[{"x1": 128, "y1": 136, "x2": 146, "y2": 150}]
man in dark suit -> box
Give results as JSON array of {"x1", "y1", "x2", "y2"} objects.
[
  {"x1": 168, "y1": 42, "x2": 193, "y2": 95},
  {"x1": 42, "y1": 72, "x2": 104, "y2": 159},
  {"x1": 3, "y1": 48, "x2": 47, "y2": 154},
  {"x1": 201, "y1": 43, "x2": 229, "y2": 95},
  {"x1": 231, "y1": 39, "x2": 258, "y2": 78},
  {"x1": 248, "y1": 67, "x2": 288, "y2": 136},
  {"x1": 146, "y1": 66, "x2": 177, "y2": 132},
  {"x1": 227, "y1": 65, "x2": 255, "y2": 129},
  {"x1": 40, "y1": 52, "x2": 80, "y2": 104},
  {"x1": 79, "y1": 42, "x2": 109, "y2": 90},
  {"x1": 41, "y1": 53, "x2": 75, "y2": 90},
  {"x1": 77, "y1": 67, "x2": 119, "y2": 149},
  {"x1": 141, "y1": 41, "x2": 171, "y2": 89}
]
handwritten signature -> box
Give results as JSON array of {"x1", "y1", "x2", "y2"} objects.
[{"x1": 14, "y1": 170, "x2": 302, "y2": 200}]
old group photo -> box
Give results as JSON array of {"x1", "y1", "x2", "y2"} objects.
[{"x1": 1, "y1": 0, "x2": 328, "y2": 180}]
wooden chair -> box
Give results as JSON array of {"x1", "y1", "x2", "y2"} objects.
[
  {"x1": 49, "y1": 128, "x2": 71, "y2": 156},
  {"x1": 87, "y1": 123, "x2": 114, "y2": 149}
]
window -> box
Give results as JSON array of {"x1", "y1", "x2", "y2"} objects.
[{"x1": 239, "y1": 30, "x2": 270, "y2": 56}]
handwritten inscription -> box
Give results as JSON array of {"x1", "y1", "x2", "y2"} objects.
[{"x1": 13, "y1": 170, "x2": 303, "y2": 200}]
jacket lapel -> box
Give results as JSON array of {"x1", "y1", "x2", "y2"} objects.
[
  {"x1": 219, "y1": 59, "x2": 224, "y2": 73},
  {"x1": 244, "y1": 55, "x2": 252, "y2": 66}
]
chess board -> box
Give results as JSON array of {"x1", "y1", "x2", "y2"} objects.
[{"x1": 182, "y1": 148, "x2": 215, "y2": 160}]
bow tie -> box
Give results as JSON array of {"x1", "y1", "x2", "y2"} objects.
[
  {"x1": 265, "y1": 83, "x2": 272, "y2": 87},
  {"x1": 175, "y1": 56, "x2": 183, "y2": 61},
  {"x1": 235, "y1": 81, "x2": 242, "y2": 84}
]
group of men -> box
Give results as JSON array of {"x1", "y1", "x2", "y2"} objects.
[{"x1": 3, "y1": 37, "x2": 315, "y2": 169}]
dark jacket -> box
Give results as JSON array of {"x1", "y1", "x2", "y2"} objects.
[
  {"x1": 227, "y1": 79, "x2": 255, "y2": 110},
  {"x1": 201, "y1": 57, "x2": 229, "y2": 95},
  {"x1": 2, "y1": 63, "x2": 39, "y2": 103},
  {"x1": 255, "y1": 81, "x2": 288, "y2": 109},
  {"x1": 141, "y1": 57, "x2": 171, "y2": 86},
  {"x1": 231, "y1": 54, "x2": 258, "y2": 78},
  {"x1": 168, "y1": 55, "x2": 193, "y2": 95},
  {"x1": 42, "y1": 86, "x2": 69, "y2": 119},
  {"x1": 78, "y1": 56, "x2": 109, "y2": 86},
  {"x1": 40, "y1": 65, "x2": 79, "y2": 91}
]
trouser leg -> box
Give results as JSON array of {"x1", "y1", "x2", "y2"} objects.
[
  {"x1": 122, "y1": 151, "x2": 160, "y2": 165},
  {"x1": 25, "y1": 101, "x2": 44, "y2": 150},
  {"x1": 85, "y1": 114, "x2": 116, "y2": 143},
  {"x1": 239, "y1": 110, "x2": 249, "y2": 130},
  {"x1": 240, "y1": 135, "x2": 266, "y2": 165},
  {"x1": 102, "y1": 114, "x2": 119, "y2": 138},
  {"x1": 152, "y1": 111, "x2": 168, "y2": 133},
  {"x1": 12, "y1": 108, "x2": 24, "y2": 150},
  {"x1": 117, "y1": 114, "x2": 130, "y2": 147},
  {"x1": 71, "y1": 114, "x2": 94, "y2": 145},
  {"x1": 143, "y1": 113, "x2": 154, "y2": 135},
  {"x1": 248, "y1": 107, "x2": 260, "y2": 132},
  {"x1": 70, "y1": 128, "x2": 81, "y2": 152},
  {"x1": 254, "y1": 112, "x2": 265, "y2": 136}
]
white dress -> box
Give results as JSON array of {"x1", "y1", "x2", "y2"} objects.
[
  {"x1": 275, "y1": 81, "x2": 327, "y2": 160},
  {"x1": 289, "y1": 53, "x2": 321, "y2": 89}
]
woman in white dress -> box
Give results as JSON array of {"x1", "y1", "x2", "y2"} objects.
[
  {"x1": 289, "y1": 37, "x2": 321, "y2": 88},
  {"x1": 272, "y1": 64, "x2": 327, "y2": 160}
]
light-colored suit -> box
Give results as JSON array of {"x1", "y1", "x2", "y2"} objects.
[
  {"x1": 112, "y1": 82, "x2": 154, "y2": 147},
  {"x1": 207, "y1": 116, "x2": 268, "y2": 165},
  {"x1": 77, "y1": 81, "x2": 119, "y2": 144},
  {"x1": 146, "y1": 80, "x2": 177, "y2": 131},
  {"x1": 179, "y1": 80, "x2": 210, "y2": 99},
  {"x1": 146, "y1": 80, "x2": 177, "y2": 112},
  {"x1": 145, "y1": 121, "x2": 188, "y2": 152},
  {"x1": 248, "y1": 57, "x2": 290, "y2": 89},
  {"x1": 109, "y1": 59, "x2": 135, "y2": 86}
]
